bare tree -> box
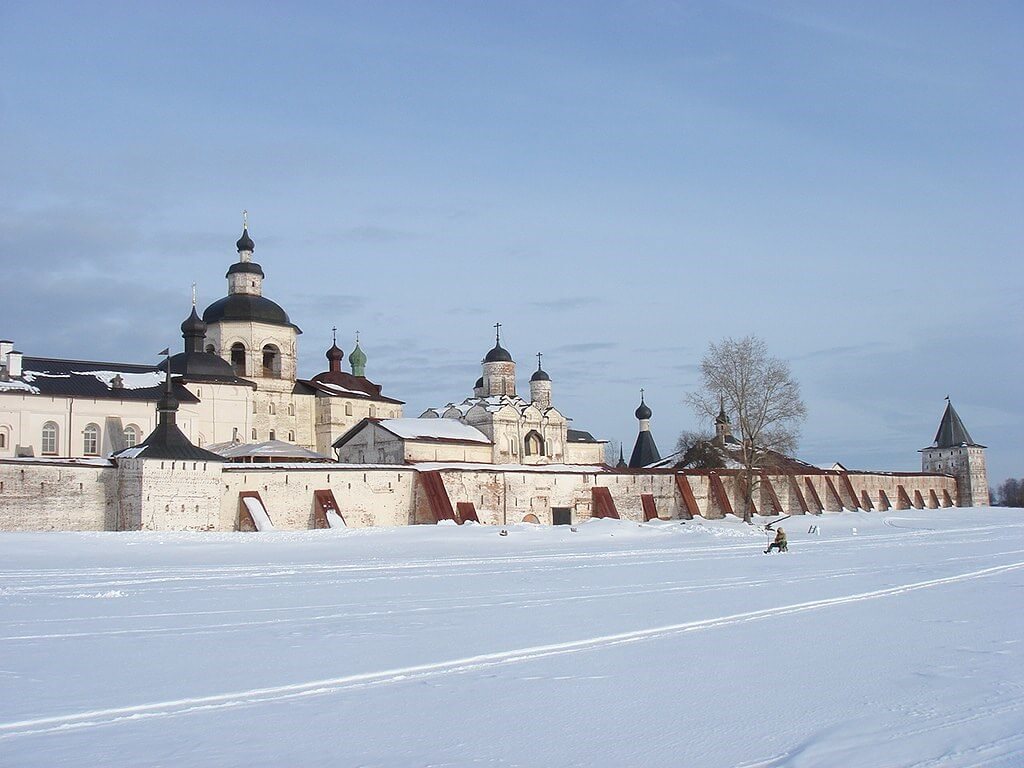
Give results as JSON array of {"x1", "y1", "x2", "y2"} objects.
[
  {"x1": 996, "y1": 478, "x2": 1024, "y2": 507},
  {"x1": 686, "y1": 335, "x2": 806, "y2": 522},
  {"x1": 674, "y1": 430, "x2": 724, "y2": 469}
]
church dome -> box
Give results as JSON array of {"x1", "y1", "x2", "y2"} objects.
[
  {"x1": 474, "y1": 376, "x2": 484, "y2": 389},
  {"x1": 326, "y1": 342, "x2": 344, "y2": 363},
  {"x1": 530, "y1": 367, "x2": 550, "y2": 382},
  {"x1": 180, "y1": 306, "x2": 206, "y2": 337},
  {"x1": 484, "y1": 342, "x2": 513, "y2": 363},
  {"x1": 236, "y1": 227, "x2": 255, "y2": 252},
  {"x1": 349, "y1": 342, "x2": 367, "y2": 368},
  {"x1": 163, "y1": 350, "x2": 239, "y2": 379},
  {"x1": 635, "y1": 394, "x2": 652, "y2": 420},
  {"x1": 202, "y1": 294, "x2": 301, "y2": 332}
]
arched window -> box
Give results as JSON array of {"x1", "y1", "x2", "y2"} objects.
[
  {"x1": 231, "y1": 343, "x2": 246, "y2": 376},
  {"x1": 268, "y1": 402, "x2": 275, "y2": 415},
  {"x1": 124, "y1": 425, "x2": 139, "y2": 448},
  {"x1": 269, "y1": 429, "x2": 276, "y2": 441},
  {"x1": 42, "y1": 422, "x2": 59, "y2": 454},
  {"x1": 0, "y1": 427, "x2": 8, "y2": 450},
  {"x1": 251, "y1": 428, "x2": 257, "y2": 440},
  {"x1": 524, "y1": 431, "x2": 544, "y2": 457},
  {"x1": 83, "y1": 423, "x2": 100, "y2": 455},
  {"x1": 262, "y1": 344, "x2": 281, "y2": 378},
  {"x1": 287, "y1": 430, "x2": 294, "y2": 442},
  {"x1": 288, "y1": 402, "x2": 295, "y2": 416},
  {"x1": 369, "y1": 405, "x2": 377, "y2": 418}
]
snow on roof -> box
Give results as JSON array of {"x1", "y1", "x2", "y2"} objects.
[
  {"x1": 206, "y1": 440, "x2": 329, "y2": 460},
  {"x1": 0, "y1": 379, "x2": 39, "y2": 394},
  {"x1": 377, "y1": 418, "x2": 491, "y2": 444},
  {"x1": 311, "y1": 381, "x2": 372, "y2": 398},
  {"x1": 78, "y1": 370, "x2": 166, "y2": 390}
]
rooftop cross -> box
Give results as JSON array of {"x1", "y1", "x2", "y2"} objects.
[
  {"x1": 242, "y1": 209, "x2": 248, "y2": 229},
  {"x1": 536, "y1": 351, "x2": 543, "y2": 370},
  {"x1": 355, "y1": 330, "x2": 360, "y2": 344},
  {"x1": 332, "y1": 326, "x2": 337, "y2": 345},
  {"x1": 191, "y1": 282, "x2": 197, "y2": 307},
  {"x1": 494, "y1": 322, "x2": 502, "y2": 343}
]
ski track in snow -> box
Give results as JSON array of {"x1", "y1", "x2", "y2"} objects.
[{"x1": 2, "y1": 558, "x2": 1021, "y2": 742}]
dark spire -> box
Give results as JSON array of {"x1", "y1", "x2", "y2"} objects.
[
  {"x1": 715, "y1": 395, "x2": 730, "y2": 425},
  {"x1": 635, "y1": 389, "x2": 652, "y2": 420},
  {"x1": 615, "y1": 445, "x2": 627, "y2": 469},
  {"x1": 156, "y1": 350, "x2": 179, "y2": 425},
  {"x1": 930, "y1": 399, "x2": 984, "y2": 448},
  {"x1": 483, "y1": 322, "x2": 513, "y2": 363},
  {"x1": 531, "y1": 351, "x2": 550, "y2": 382}
]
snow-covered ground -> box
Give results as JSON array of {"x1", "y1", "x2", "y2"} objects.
[{"x1": 1, "y1": 509, "x2": 1022, "y2": 767}]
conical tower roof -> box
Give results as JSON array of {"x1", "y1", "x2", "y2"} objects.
[{"x1": 929, "y1": 399, "x2": 984, "y2": 449}]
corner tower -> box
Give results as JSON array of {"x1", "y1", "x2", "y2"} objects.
[{"x1": 920, "y1": 398, "x2": 988, "y2": 507}]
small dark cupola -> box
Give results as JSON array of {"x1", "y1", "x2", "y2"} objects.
[
  {"x1": 484, "y1": 322, "x2": 513, "y2": 363},
  {"x1": 635, "y1": 390, "x2": 653, "y2": 421},
  {"x1": 181, "y1": 305, "x2": 207, "y2": 354},
  {"x1": 236, "y1": 223, "x2": 255, "y2": 254},
  {"x1": 616, "y1": 445, "x2": 627, "y2": 469},
  {"x1": 530, "y1": 353, "x2": 550, "y2": 382},
  {"x1": 326, "y1": 326, "x2": 345, "y2": 373}
]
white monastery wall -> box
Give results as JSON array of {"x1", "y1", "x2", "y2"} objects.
[{"x1": 0, "y1": 459, "x2": 114, "y2": 530}]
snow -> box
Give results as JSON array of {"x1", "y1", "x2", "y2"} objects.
[
  {"x1": 325, "y1": 509, "x2": 345, "y2": 528},
  {"x1": 378, "y1": 417, "x2": 491, "y2": 443},
  {"x1": 0, "y1": 379, "x2": 39, "y2": 394},
  {"x1": 241, "y1": 496, "x2": 274, "y2": 530},
  {"x1": 76, "y1": 370, "x2": 165, "y2": 390},
  {"x1": 1, "y1": 508, "x2": 1023, "y2": 766},
  {"x1": 206, "y1": 440, "x2": 327, "y2": 460}
]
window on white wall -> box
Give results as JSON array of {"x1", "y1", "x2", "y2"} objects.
[
  {"x1": 124, "y1": 425, "x2": 139, "y2": 448},
  {"x1": 0, "y1": 429, "x2": 7, "y2": 449},
  {"x1": 288, "y1": 430, "x2": 294, "y2": 442},
  {"x1": 83, "y1": 424, "x2": 100, "y2": 455},
  {"x1": 288, "y1": 403, "x2": 295, "y2": 416},
  {"x1": 269, "y1": 430, "x2": 276, "y2": 441},
  {"x1": 251, "y1": 428, "x2": 257, "y2": 440},
  {"x1": 42, "y1": 422, "x2": 59, "y2": 455},
  {"x1": 268, "y1": 402, "x2": 275, "y2": 415},
  {"x1": 345, "y1": 403, "x2": 352, "y2": 416},
  {"x1": 369, "y1": 406, "x2": 377, "y2": 418}
]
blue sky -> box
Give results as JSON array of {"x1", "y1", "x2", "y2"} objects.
[{"x1": 1, "y1": 2, "x2": 1021, "y2": 483}]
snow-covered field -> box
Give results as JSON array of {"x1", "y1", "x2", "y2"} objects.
[{"x1": 2, "y1": 509, "x2": 1023, "y2": 767}]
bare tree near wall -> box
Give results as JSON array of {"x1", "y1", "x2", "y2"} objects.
[
  {"x1": 686, "y1": 335, "x2": 806, "y2": 523},
  {"x1": 674, "y1": 431, "x2": 725, "y2": 470}
]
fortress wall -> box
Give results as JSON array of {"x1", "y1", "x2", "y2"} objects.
[
  {"x1": 126, "y1": 458, "x2": 224, "y2": 531},
  {"x1": 0, "y1": 459, "x2": 115, "y2": 531},
  {"x1": 220, "y1": 466, "x2": 417, "y2": 530}
]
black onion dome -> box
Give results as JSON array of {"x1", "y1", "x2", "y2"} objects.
[
  {"x1": 226, "y1": 261, "x2": 265, "y2": 278},
  {"x1": 474, "y1": 376, "x2": 484, "y2": 388},
  {"x1": 326, "y1": 343, "x2": 345, "y2": 363},
  {"x1": 484, "y1": 343, "x2": 513, "y2": 363},
  {"x1": 530, "y1": 367, "x2": 550, "y2": 382},
  {"x1": 635, "y1": 399, "x2": 652, "y2": 420},
  {"x1": 202, "y1": 294, "x2": 302, "y2": 332},
  {"x1": 181, "y1": 306, "x2": 207, "y2": 336},
  {"x1": 236, "y1": 227, "x2": 255, "y2": 252}
]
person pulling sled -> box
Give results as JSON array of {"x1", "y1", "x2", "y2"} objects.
[{"x1": 764, "y1": 526, "x2": 788, "y2": 554}]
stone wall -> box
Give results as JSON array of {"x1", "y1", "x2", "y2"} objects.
[
  {"x1": 220, "y1": 465, "x2": 417, "y2": 529},
  {"x1": 0, "y1": 459, "x2": 115, "y2": 530}
]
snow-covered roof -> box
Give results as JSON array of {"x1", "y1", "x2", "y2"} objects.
[
  {"x1": 206, "y1": 440, "x2": 329, "y2": 461},
  {"x1": 377, "y1": 418, "x2": 491, "y2": 444}
]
